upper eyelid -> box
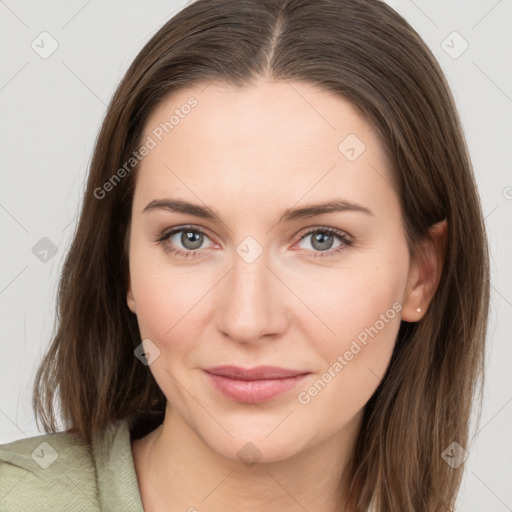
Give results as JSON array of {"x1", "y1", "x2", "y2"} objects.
[{"x1": 297, "y1": 225, "x2": 349, "y2": 238}]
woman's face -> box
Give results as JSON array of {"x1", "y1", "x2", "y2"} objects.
[{"x1": 127, "y1": 79, "x2": 420, "y2": 462}]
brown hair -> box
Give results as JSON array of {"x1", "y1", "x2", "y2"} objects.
[{"x1": 33, "y1": 0, "x2": 490, "y2": 510}]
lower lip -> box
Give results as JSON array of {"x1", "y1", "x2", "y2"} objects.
[{"x1": 204, "y1": 372, "x2": 309, "y2": 404}]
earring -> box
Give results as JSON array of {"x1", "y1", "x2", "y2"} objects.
[{"x1": 416, "y1": 307, "x2": 421, "y2": 313}]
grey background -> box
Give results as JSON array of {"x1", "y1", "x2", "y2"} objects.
[{"x1": 0, "y1": 0, "x2": 511, "y2": 510}]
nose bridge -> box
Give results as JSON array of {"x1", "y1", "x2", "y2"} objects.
[{"x1": 215, "y1": 240, "x2": 288, "y2": 342}]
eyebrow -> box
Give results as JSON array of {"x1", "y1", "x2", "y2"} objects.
[{"x1": 142, "y1": 198, "x2": 374, "y2": 222}]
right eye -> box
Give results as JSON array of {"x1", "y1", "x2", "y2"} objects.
[{"x1": 156, "y1": 225, "x2": 217, "y2": 258}]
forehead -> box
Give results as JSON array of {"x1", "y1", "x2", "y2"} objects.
[
  {"x1": 142, "y1": 79, "x2": 377, "y2": 156},
  {"x1": 134, "y1": 79, "x2": 396, "y2": 217}
]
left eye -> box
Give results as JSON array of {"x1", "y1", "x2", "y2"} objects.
[{"x1": 296, "y1": 228, "x2": 348, "y2": 253}]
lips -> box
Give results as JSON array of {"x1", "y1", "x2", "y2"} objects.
[
  {"x1": 203, "y1": 365, "x2": 310, "y2": 404},
  {"x1": 203, "y1": 365, "x2": 309, "y2": 380}
]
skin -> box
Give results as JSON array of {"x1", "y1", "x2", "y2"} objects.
[{"x1": 126, "y1": 79, "x2": 446, "y2": 512}]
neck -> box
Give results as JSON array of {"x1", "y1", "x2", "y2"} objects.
[{"x1": 132, "y1": 405, "x2": 361, "y2": 512}]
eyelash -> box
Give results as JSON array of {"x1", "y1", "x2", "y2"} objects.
[{"x1": 155, "y1": 225, "x2": 353, "y2": 259}]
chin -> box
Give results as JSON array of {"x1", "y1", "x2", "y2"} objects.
[{"x1": 196, "y1": 420, "x2": 311, "y2": 466}]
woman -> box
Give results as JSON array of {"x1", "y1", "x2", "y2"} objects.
[{"x1": 0, "y1": 0, "x2": 489, "y2": 511}]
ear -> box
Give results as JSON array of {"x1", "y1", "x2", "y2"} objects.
[
  {"x1": 124, "y1": 224, "x2": 137, "y2": 314},
  {"x1": 126, "y1": 271, "x2": 137, "y2": 314},
  {"x1": 402, "y1": 219, "x2": 447, "y2": 322}
]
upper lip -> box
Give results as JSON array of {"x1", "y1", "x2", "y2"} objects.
[{"x1": 203, "y1": 365, "x2": 310, "y2": 380}]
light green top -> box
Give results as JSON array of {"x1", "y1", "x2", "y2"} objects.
[
  {"x1": 1, "y1": 413, "x2": 378, "y2": 511},
  {"x1": 0, "y1": 419, "x2": 144, "y2": 512}
]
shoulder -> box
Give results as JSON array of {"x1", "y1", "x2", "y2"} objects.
[
  {"x1": 0, "y1": 429, "x2": 99, "y2": 511},
  {"x1": 0, "y1": 418, "x2": 148, "y2": 512}
]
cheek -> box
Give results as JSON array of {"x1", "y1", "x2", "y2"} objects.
[
  {"x1": 128, "y1": 235, "x2": 221, "y2": 357},
  {"x1": 292, "y1": 249, "x2": 407, "y2": 395},
  {"x1": 294, "y1": 288, "x2": 403, "y2": 429},
  {"x1": 293, "y1": 248, "x2": 408, "y2": 415},
  {"x1": 299, "y1": 312, "x2": 401, "y2": 421},
  {"x1": 289, "y1": 253, "x2": 407, "y2": 346},
  {"x1": 131, "y1": 268, "x2": 207, "y2": 342}
]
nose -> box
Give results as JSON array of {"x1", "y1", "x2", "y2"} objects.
[{"x1": 214, "y1": 245, "x2": 291, "y2": 345}]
